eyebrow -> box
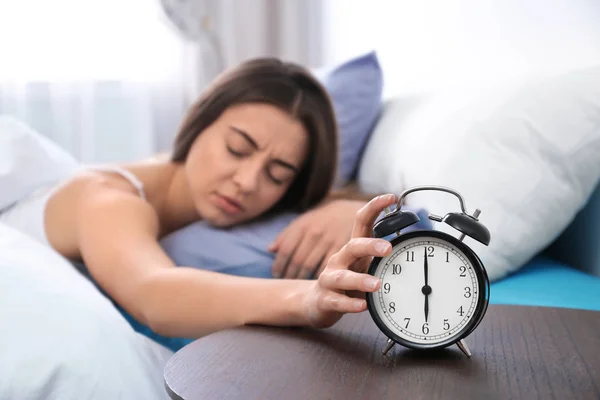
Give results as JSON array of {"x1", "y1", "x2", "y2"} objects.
[{"x1": 229, "y1": 126, "x2": 300, "y2": 173}]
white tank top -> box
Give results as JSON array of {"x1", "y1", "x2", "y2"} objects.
[{"x1": 0, "y1": 165, "x2": 146, "y2": 246}]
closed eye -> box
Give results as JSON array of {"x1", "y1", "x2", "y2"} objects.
[
  {"x1": 267, "y1": 171, "x2": 284, "y2": 185},
  {"x1": 228, "y1": 146, "x2": 286, "y2": 184},
  {"x1": 227, "y1": 146, "x2": 247, "y2": 157}
]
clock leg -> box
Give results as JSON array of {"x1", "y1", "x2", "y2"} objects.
[
  {"x1": 382, "y1": 338, "x2": 395, "y2": 356},
  {"x1": 457, "y1": 339, "x2": 472, "y2": 358}
]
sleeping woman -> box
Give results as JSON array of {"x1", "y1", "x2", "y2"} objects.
[{"x1": 0, "y1": 58, "x2": 395, "y2": 351}]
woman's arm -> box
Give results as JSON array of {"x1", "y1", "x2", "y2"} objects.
[
  {"x1": 47, "y1": 174, "x2": 393, "y2": 340},
  {"x1": 73, "y1": 181, "x2": 313, "y2": 338},
  {"x1": 136, "y1": 193, "x2": 397, "y2": 338}
]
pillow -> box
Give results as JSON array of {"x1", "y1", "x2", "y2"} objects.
[
  {"x1": 160, "y1": 207, "x2": 432, "y2": 276},
  {"x1": 0, "y1": 116, "x2": 79, "y2": 211},
  {"x1": 0, "y1": 222, "x2": 173, "y2": 399},
  {"x1": 162, "y1": 212, "x2": 298, "y2": 278},
  {"x1": 314, "y1": 51, "x2": 384, "y2": 187},
  {"x1": 357, "y1": 65, "x2": 600, "y2": 282}
]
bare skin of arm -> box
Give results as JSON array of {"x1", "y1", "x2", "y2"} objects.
[
  {"x1": 45, "y1": 173, "x2": 310, "y2": 338},
  {"x1": 44, "y1": 167, "x2": 393, "y2": 339}
]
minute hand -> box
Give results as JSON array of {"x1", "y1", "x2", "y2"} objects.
[
  {"x1": 424, "y1": 247, "x2": 429, "y2": 286},
  {"x1": 424, "y1": 247, "x2": 430, "y2": 322}
]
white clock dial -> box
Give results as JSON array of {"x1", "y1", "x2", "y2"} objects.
[{"x1": 370, "y1": 235, "x2": 479, "y2": 346}]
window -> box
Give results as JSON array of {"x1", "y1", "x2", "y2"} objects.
[{"x1": 0, "y1": 0, "x2": 184, "y2": 82}]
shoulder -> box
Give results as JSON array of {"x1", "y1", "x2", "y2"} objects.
[
  {"x1": 78, "y1": 157, "x2": 178, "y2": 199},
  {"x1": 47, "y1": 158, "x2": 179, "y2": 224}
]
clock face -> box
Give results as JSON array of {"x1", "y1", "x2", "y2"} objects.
[{"x1": 367, "y1": 231, "x2": 485, "y2": 348}]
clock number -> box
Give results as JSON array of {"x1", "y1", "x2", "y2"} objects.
[
  {"x1": 392, "y1": 264, "x2": 402, "y2": 275},
  {"x1": 464, "y1": 287, "x2": 472, "y2": 298},
  {"x1": 457, "y1": 306, "x2": 464, "y2": 316},
  {"x1": 404, "y1": 318, "x2": 410, "y2": 329},
  {"x1": 459, "y1": 266, "x2": 467, "y2": 277},
  {"x1": 422, "y1": 323, "x2": 429, "y2": 335},
  {"x1": 443, "y1": 319, "x2": 450, "y2": 330},
  {"x1": 427, "y1": 246, "x2": 434, "y2": 257},
  {"x1": 383, "y1": 282, "x2": 391, "y2": 294},
  {"x1": 446, "y1": 251, "x2": 450, "y2": 263},
  {"x1": 388, "y1": 302, "x2": 396, "y2": 313},
  {"x1": 406, "y1": 251, "x2": 414, "y2": 262}
]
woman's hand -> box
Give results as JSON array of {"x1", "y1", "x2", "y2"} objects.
[
  {"x1": 301, "y1": 194, "x2": 396, "y2": 329},
  {"x1": 269, "y1": 199, "x2": 368, "y2": 279}
]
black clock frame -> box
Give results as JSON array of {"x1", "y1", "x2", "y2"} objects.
[{"x1": 366, "y1": 229, "x2": 490, "y2": 351}]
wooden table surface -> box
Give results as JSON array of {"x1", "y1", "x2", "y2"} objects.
[{"x1": 164, "y1": 305, "x2": 600, "y2": 400}]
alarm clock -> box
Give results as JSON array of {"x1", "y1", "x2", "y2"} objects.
[{"x1": 366, "y1": 185, "x2": 491, "y2": 358}]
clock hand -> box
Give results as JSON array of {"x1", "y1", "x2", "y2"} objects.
[
  {"x1": 422, "y1": 247, "x2": 431, "y2": 323},
  {"x1": 424, "y1": 247, "x2": 428, "y2": 287}
]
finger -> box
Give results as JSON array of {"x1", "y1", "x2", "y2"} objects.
[
  {"x1": 319, "y1": 269, "x2": 381, "y2": 293},
  {"x1": 282, "y1": 242, "x2": 305, "y2": 279},
  {"x1": 329, "y1": 237, "x2": 392, "y2": 269},
  {"x1": 271, "y1": 229, "x2": 305, "y2": 279},
  {"x1": 351, "y1": 193, "x2": 396, "y2": 239},
  {"x1": 314, "y1": 240, "x2": 345, "y2": 278},
  {"x1": 297, "y1": 239, "x2": 331, "y2": 279},
  {"x1": 267, "y1": 232, "x2": 282, "y2": 252},
  {"x1": 282, "y1": 245, "x2": 305, "y2": 279},
  {"x1": 283, "y1": 263, "x2": 300, "y2": 279},
  {"x1": 284, "y1": 226, "x2": 325, "y2": 279},
  {"x1": 317, "y1": 291, "x2": 368, "y2": 314},
  {"x1": 272, "y1": 248, "x2": 292, "y2": 278},
  {"x1": 313, "y1": 258, "x2": 328, "y2": 279}
]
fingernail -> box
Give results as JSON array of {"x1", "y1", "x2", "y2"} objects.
[
  {"x1": 381, "y1": 193, "x2": 394, "y2": 201},
  {"x1": 365, "y1": 276, "x2": 380, "y2": 289},
  {"x1": 355, "y1": 299, "x2": 366, "y2": 309},
  {"x1": 375, "y1": 241, "x2": 391, "y2": 254}
]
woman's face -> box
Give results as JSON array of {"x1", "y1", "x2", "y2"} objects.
[{"x1": 184, "y1": 103, "x2": 309, "y2": 227}]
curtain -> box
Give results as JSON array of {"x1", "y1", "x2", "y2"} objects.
[
  {"x1": 167, "y1": 0, "x2": 325, "y2": 99},
  {"x1": 0, "y1": 0, "x2": 323, "y2": 163},
  {"x1": 0, "y1": 0, "x2": 193, "y2": 163}
]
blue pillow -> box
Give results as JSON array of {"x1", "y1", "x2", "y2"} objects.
[
  {"x1": 160, "y1": 208, "x2": 432, "y2": 278},
  {"x1": 313, "y1": 51, "x2": 384, "y2": 186},
  {"x1": 161, "y1": 212, "x2": 297, "y2": 278}
]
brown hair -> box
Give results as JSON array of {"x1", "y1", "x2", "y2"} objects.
[{"x1": 171, "y1": 57, "x2": 338, "y2": 214}]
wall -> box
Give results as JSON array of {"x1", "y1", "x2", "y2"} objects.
[{"x1": 323, "y1": 0, "x2": 600, "y2": 97}]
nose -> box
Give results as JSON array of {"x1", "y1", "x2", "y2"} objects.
[{"x1": 232, "y1": 159, "x2": 261, "y2": 194}]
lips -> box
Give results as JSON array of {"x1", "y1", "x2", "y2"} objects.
[{"x1": 214, "y1": 194, "x2": 244, "y2": 215}]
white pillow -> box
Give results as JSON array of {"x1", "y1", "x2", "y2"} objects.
[
  {"x1": 358, "y1": 66, "x2": 600, "y2": 282},
  {"x1": 0, "y1": 116, "x2": 79, "y2": 211},
  {"x1": 0, "y1": 222, "x2": 173, "y2": 399}
]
